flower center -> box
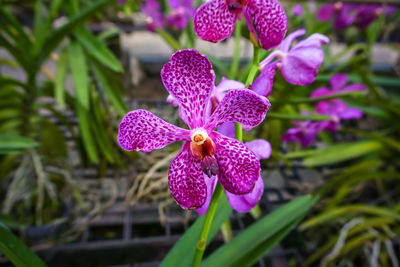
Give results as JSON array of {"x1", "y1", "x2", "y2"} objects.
[
  {"x1": 190, "y1": 129, "x2": 218, "y2": 177},
  {"x1": 226, "y1": 0, "x2": 247, "y2": 13}
]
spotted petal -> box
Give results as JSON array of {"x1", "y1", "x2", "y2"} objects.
[
  {"x1": 118, "y1": 109, "x2": 190, "y2": 152},
  {"x1": 169, "y1": 142, "x2": 207, "y2": 209},
  {"x1": 244, "y1": 0, "x2": 287, "y2": 51},
  {"x1": 193, "y1": 0, "x2": 237, "y2": 43},
  {"x1": 205, "y1": 89, "x2": 270, "y2": 131},
  {"x1": 161, "y1": 49, "x2": 215, "y2": 129},
  {"x1": 226, "y1": 176, "x2": 264, "y2": 212},
  {"x1": 212, "y1": 132, "x2": 260, "y2": 194}
]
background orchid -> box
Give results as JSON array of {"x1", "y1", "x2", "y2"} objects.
[
  {"x1": 252, "y1": 29, "x2": 329, "y2": 97},
  {"x1": 193, "y1": 0, "x2": 287, "y2": 51}
]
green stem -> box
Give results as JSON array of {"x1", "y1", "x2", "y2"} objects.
[
  {"x1": 155, "y1": 28, "x2": 182, "y2": 51},
  {"x1": 191, "y1": 183, "x2": 224, "y2": 267},
  {"x1": 229, "y1": 21, "x2": 242, "y2": 79},
  {"x1": 235, "y1": 122, "x2": 243, "y2": 142},
  {"x1": 245, "y1": 46, "x2": 260, "y2": 87},
  {"x1": 220, "y1": 219, "x2": 233, "y2": 242}
]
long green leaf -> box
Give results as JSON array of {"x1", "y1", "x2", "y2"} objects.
[
  {"x1": 202, "y1": 195, "x2": 316, "y2": 267},
  {"x1": 267, "y1": 113, "x2": 331, "y2": 121},
  {"x1": 40, "y1": 0, "x2": 109, "y2": 64},
  {"x1": 302, "y1": 140, "x2": 383, "y2": 167},
  {"x1": 55, "y1": 49, "x2": 68, "y2": 109},
  {"x1": 68, "y1": 41, "x2": 89, "y2": 109},
  {"x1": 75, "y1": 103, "x2": 99, "y2": 163},
  {"x1": 75, "y1": 27, "x2": 123, "y2": 72},
  {"x1": 160, "y1": 196, "x2": 232, "y2": 267},
  {"x1": 0, "y1": 134, "x2": 38, "y2": 154},
  {"x1": 0, "y1": 222, "x2": 47, "y2": 267},
  {"x1": 91, "y1": 62, "x2": 128, "y2": 115}
]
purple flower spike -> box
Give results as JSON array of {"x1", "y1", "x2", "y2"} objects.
[
  {"x1": 198, "y1": 121, "x2": 271, "y2": 213},
  {"x1": 292, "y1": 4, "x2": 304, "y2": 16},
  {"x1": 282, "y1": 119, "x2": 328, "y2": 147},
  {"x1": 167, "y1": 0, "x2": 196, "y2": 30},
  {"x1": 141, "y1": 0, "x2": 165, "y2": 31},
  {"x1": 254, "y1": 29, "x2": 329, "y2": 93},
  {"x1": 194, "y1": 0, "x2": 287, "y2": 51},
  {"x1": 119, "y1": 49, "x2": 270, "y2": 210},
  {"x1": 311, "y1": 73, "x2": 366, "y2": 131}
]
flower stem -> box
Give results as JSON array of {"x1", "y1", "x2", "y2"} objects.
[
  {"x1": 245, "y1": 46, "x2": 260, "y2": 87},
  {"x1": 191, "y1": 183, "x2": 224, "y2": 267}
]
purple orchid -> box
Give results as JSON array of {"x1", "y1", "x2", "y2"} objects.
[
  {"x1": 292, "y1": 4, "x2": 304, "y2": 16},
  {"x1": 282, "y1": 117, "x2": 328, "y2": 147},
  {"x1": 193, "y1": 0, "x2": 287, "y2": 51},
  {"x1": 355, "y1": 5, "x2": 397, "y2": 29},
  {"x1": 141, "y1": 0, "x2": 165, "y2": 32},
  {"x1": 317, "y1": 2, "x2": 359, "y2": 29},
  {"x1": 118, "y1": 49, "x2": 270, "y2": 210},
  {"x1": 167, "y1": 0, "x2": 195, "y2": 30},
  {"x1": 311, "y1": 73, "x2": 366, "y2": 132},
  {"x1": 252, "y1": 29, "x2": 329, "y2": 96},
  {"x1": 198, "y1": 122, "x2": 271, "y2": 214}
]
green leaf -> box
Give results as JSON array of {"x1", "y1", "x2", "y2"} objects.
[
  {"x1": 202, "y1": 195, "x2": 316, "y2": 267},
  {"x1": 55, "y1": 49, "x2": 68, "y2": 109},
  {"x1": 160, "y1": 196, "x2": 232, "y2": 267},
  {"x1": 41, "y1": 0, "x2": 109, "y2": 65},
  {"x1": 68, "y1": 41, "x2": 89, "y2": 109},
  {"x1": 0, "y1": 134, "x2": 38, "y2": 154},
  {"x1": 75, "y1": 103, "x2": 99, "y2": 163},
  {"x1": 91, "y1": 62, "x2": 128, "y2": 115},
  {"x1": 267, "y1": 112, "x2": 331, "y2": 121},
  {"x1": 75, "y1": 27, "x2": 123, "y2": 73},
  {"x1": 33, "y1": 0, "x2": 44, "y2": 43},
  {"x1": 0, "y1": 222, "x2": 47, "y2": 267},
  {"x1": 302, "y1": 140, "x2": 383, "y2": 167}
]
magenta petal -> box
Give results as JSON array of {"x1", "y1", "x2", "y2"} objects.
[
  {"x1": 193, "y1": 0, "x2": 237, "y2": 43},
  {"x1": 218, "y1": 121, "x2": 236, "y2": 139},
  {"x1": 330, "y1": 73, "x2": 348, "y2": 91},
  {"x1": 118, "y1": 110, "x2": 190, "y2": 152},
  {"x1": 169, "y1": 142, "x2": 207, "y2": 209},
  {"x1": 317, "y1": 4, "x2": 335, "y2": 21},
  {"x1": 226, "y1": 176, "x2": 264, "y2": 212},
  {"x1": 311, "y1": 87, "x2": 331, "y2": 98},
  {"x1": 196, "y1": 175, "x2": 217, "y2": 215},
  {"x1": 212, "y1": 132, "x2": 260, "y2": 194},
  {"x1": 278, "y1": 29, "x2": 305, "y2": 53},
  {"x1": 161, "y1": 49, "x2": 215, "y2": 129},
  {"x1": 166, "y1": 94, "x2": 179, "y2": 107},
  {"x1": 245, "y1": 139, "x2": 271, "y2": 160},
  {"x1": 339, "y1": 107, "x2": 363, "y2": 119},
  {"x1": 205, "y1": 89, "x2": 270, "y2": 131},
  {"x1": 214, "y1": 77, "x2": 245, "y2": 102},
  {"x1": 341, "y1": 83, "x2": 366, "y2": 92},
  {"x1": 252, "y1": 62, "x2": 277, "y2": 97},
  {"x1": 281, "y1": 47, "x2": 324, "y2": 85},
  {"x1": 244, "y1": 0, "x2": 287, "y2": 51},
  {"x1": 294, "y1": 33, "x2": 330, "y2": 49}
]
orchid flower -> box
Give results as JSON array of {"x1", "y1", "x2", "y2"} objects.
[
  {"x1": 118, "y1": 49, "x2": 270, "y2": 210},
  {"x1": 355, "y1": 5, "x2": 397, "y2": 29},
  {"x1": 311, "y1": 73, "x2": 366, "y2": 132},
  {"x1": 292, "y1": 4, "x2": 304, "y2": 16},
  {"x1": 282, "y1": 117, "x2": 328, "y2": 147},
  {"x1": 193, "y1": 0, "x2": 287, "y2": 51},
  {"x1": 141, "y1": 0, "x2": 165, "y2": 32},
  {"x1": 317, "y1": 2, "x2": 359, "y2": 29},
  {"x1": 252, "y1": 29, "x2": 329, "y2": 96},
  {"x1": 167, "y1": 0, "x2": 196, "y2": 30}
]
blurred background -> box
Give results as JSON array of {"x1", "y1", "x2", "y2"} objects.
[{"x1": 0, "y1": 0, "x2": 399, "y2": 266}]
